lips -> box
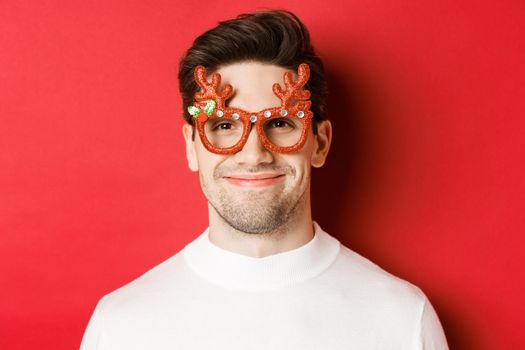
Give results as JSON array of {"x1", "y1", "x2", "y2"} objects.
[
  {"x1": 225, "y1": 173, "x2": 283, "y2": 180},
  {"x1": 223, "y1": 173, "x2": 285, "y2": 188}
]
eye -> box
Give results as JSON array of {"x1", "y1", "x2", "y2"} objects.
[
  {"x1": 212, "y1": 121, "x2": 234, "y2": 130},
  {"x1": 268, "y1": 118, "x2": 295, "y2": 129}
]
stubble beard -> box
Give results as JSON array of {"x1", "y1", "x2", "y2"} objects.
[{"x1": 200, "y1": 169, "x2": 308, "y2": 235}]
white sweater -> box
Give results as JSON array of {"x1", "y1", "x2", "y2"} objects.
[{"x1": 80, "y1": 221, "x2": 449, "y2": 349}]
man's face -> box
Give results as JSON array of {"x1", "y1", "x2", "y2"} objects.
[{"x1": 182, "y1": 61, "x2": 331, "y2": 234}]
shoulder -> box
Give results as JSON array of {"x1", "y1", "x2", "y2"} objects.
[
  {"x1": 327, "y1": 242, "x2": 429, "y2": 311},
  {"x1": 80, "y1": 251, "x2": 195, "y2": 349},
  {"x1": 93, "y1": 250, "x2": 193, "y2": 317},
  {"x1": 320, "y1": 241, "x2": 449, "y2": 348}
]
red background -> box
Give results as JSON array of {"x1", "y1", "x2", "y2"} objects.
[{"x1": 1, "y1": 1, "x2": 524, "y2": 349}]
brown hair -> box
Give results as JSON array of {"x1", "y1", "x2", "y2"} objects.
[{"x1": 177, "y1": 9, "x2": 328, "y2": 139}]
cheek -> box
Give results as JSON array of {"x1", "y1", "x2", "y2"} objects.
[
  {"x1": 194, "y1": 148, "x2": 230, "y2": 183},
  {"x1": 296, "y1": 145, "x2": 315, "y2": 185},
  {"x1": 282, "y1": 153, "x2": 312, "y2": 186}
]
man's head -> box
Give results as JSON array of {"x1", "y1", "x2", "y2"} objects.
[
  {"x1": 178, "y1": 10, "x2": 328, "y2": 138},
  {"x1": 178, "y1": 10, "x2": 331, "y2": 234}
]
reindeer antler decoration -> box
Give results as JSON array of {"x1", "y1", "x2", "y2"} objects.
[
  {"x1": 272, "y1": 63, "x2": 312, "y2": 113},
  {"x1": 187, "y1": 67, "x2": 234, "y2": 122}
]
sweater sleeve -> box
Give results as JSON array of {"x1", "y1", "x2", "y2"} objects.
[
  {"x1": 79, "y1": 298, "x2": 106, "y2": 350},
  {"x1": 415, "y1": 295, "x2": 449, "y2": 350}
]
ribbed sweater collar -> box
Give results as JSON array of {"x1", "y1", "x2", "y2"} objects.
[{"x1": 183, "y1": 221, "x2": 341, "y2": 291}]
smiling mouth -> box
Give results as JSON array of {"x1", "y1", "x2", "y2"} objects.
[{"x1": 223, "y1": 174, "x2": 285, "y2": 188}]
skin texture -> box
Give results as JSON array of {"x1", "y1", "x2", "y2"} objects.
[{"x1": 182, "y1": 61, "x2": 332, "y2": 258}]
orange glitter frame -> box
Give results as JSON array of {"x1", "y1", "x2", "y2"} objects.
[{"x1": 188, "y1": 63, "x2": 314, "y2": 154}]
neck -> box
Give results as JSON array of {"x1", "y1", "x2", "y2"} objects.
[{"x1": 207, "y1": 189, "x2": 314, "y2": 258}]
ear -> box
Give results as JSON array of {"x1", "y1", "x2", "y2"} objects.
[
  {"x1": 311, "y1": 120, "x2": 332, "y2": 168},
  {"x1": 182, "y1": 124, "x2": 199, "y2": 172}
]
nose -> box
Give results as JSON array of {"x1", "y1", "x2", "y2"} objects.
[{"x1": 233, "y1": 124, "x2": 274, "y2": 165}]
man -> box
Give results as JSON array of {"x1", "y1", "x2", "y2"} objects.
[{"x1": 80, "y1": 10, "x2": 449, "y2": 350}]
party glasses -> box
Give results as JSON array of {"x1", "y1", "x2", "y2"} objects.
[{"x1": 187, "y1": 63, "x2": 314, "y2": 155}]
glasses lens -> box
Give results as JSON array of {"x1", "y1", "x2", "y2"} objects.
[
  {"x1": 204, "y1": 118, "x2": 244, "y2": 148},
  {"x1": 263, "y1": 117, "x2": 304, "y2": 148}
]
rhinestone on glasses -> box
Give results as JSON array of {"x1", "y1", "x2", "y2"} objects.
[
  {"x1": 296, "y1": 110, "x2": 305, "y2": 118},
  {"x1": 216, "y1": 110, "x2": 224, "y2": 117},
  {"x1": 232, "y1": 113, "x2": 240, "y2": 120},
  {"x1": 264, "y1": 110, "x2": 272, "y2": 118},
  {"x1": 280, "y1": 109, "x2": 288, "y2": 117},
  {"x1": 250, "y1": 115, "x2": 257, "y2": 122}
]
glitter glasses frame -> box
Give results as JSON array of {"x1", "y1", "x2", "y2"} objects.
[{"x1": 188, "y1": 63, "x2": 314, "y2": 155}]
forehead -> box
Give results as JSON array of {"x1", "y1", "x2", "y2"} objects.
[{"x1": 212, "y1": 61, "x2": 297, "y2": 111}]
